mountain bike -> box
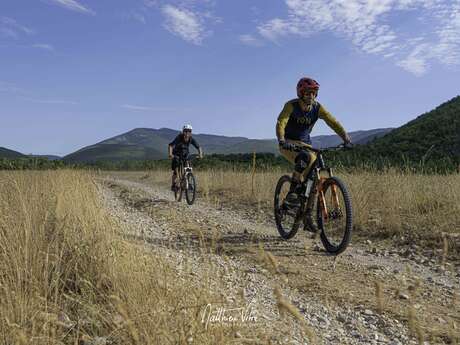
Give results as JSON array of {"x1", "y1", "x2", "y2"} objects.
[
  {"x1": 274, "y1": 144, "x2": 353, "y2": 255},
  {"x1": 173, "y1": 154, "x2": 198, "y2": 205}
]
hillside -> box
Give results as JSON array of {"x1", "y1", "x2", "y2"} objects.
[
  {"x1": 64, "y1": 127, "x2": 392, "y2": 163},
  {"x1": 354, "y1": 96, "x2": 460, "y2": 165},
  {"x1": 29, "y1": 155, "x2": 61, "y2": 161},
  {"x1": 0, "y1": 147, "x2": 25, "y2": 159},
  {"x1": 63, "y1": 144, "x2": 164, "y2": 163}
]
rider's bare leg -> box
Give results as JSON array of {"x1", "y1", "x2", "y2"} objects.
[{"x1": 171, "y1": 170, "x2": 177, "y2": 190}]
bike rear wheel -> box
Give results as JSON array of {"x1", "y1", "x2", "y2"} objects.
[
  {"x1": 317, "y1": 176, "x2": 353, "y2": 254},
  {"x1": 185, "y1": 173, "x2": 196, "y2": 205},
  {"x1": 274, "y1": 175, "x2": 302, "y2": 240}
]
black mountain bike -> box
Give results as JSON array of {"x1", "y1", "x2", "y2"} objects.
[
  {"x1": 274, "y1": 144, "x2": 353, "y2": 255},
  {"x1": 173, "y1": 155, "x2": 198, "y2": 205}
]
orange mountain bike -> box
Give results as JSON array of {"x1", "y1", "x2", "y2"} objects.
[{"x1": 274, "y1": 144, "x2": 353, "y2": 255}]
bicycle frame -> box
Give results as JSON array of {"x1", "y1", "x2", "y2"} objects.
[
  {"x1": 176, "y1": 158, "x2": 193, "y2": 188},
  {"x1": 305, "y1": 152, "x2": 341, "y2": 222}
]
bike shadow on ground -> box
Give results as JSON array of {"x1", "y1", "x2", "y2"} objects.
[{"x1": 124, "y1": 230, "x2": 331, "y2": 258}]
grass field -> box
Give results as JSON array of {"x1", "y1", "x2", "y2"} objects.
[
  {"x1": 0, "y1": 171, "x2": 251, "y2": 345},
  {"x1": 1, "y1": 169, "x2": 459, "y2": 344},
  {"x1": 124, "y1": 167, "x2": 460, "y2": 257}
]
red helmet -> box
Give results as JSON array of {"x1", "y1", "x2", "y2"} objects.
[{"x1": 296, "y1": 77, "x2": 320, "y2": 98}]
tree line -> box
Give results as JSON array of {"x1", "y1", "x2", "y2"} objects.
[{"x1": 0, "y1": 152, "x2": 458, "y2": 173}]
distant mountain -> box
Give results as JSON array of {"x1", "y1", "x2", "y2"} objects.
[
  {"x1": 64, "y1": 143, "x2": 165, "y2": 163},
  {"x1": 64, "y1": 127, "x2": 393, "y2": 163},
  {"x1": 29, "y1": 155, "x2": 61, "y2": 160},
  {"x1": 312, "y1": 128, "x2": 393, "y2": 148},
  {"x1": 346, "y1": 95, "x2": 460, "y2": 166},
  {"x1": 0, "y1": 147, "x2": 25, "y2": 159}
]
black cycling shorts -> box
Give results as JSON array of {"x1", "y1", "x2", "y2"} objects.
[{"x1": 171, "y1": 155, "x2": 189, "y2": 171}]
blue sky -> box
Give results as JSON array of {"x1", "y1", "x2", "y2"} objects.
[{"x1": 1, "y1": 0, "x2": 459, "y2": 156}]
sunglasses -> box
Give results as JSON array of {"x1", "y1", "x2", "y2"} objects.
[{"x1": 183, "y1": 130, "x2": 192, "y2": 133}]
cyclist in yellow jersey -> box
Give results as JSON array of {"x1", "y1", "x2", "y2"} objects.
[{"x1": 276, "y1": 77, "x2": 352, "y2": 207}]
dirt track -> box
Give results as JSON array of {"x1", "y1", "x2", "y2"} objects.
[{"x1": 99, "y1": 173, "x2": 460, "y2": 345}]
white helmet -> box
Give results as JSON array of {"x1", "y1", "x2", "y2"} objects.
[{"x1": 182, "y1": 124, "x2": 193, "y2": 132}]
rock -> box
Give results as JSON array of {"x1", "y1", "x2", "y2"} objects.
[
  {"x1": 398, "y1": 293, "x2": 409, "y2": 300},
  {"x1": 436, "y1": 266, "x2": 446, "y2": 273},
  {"x1": 436, "y1": 317, "x2": 447, "y2": 324},
  {"x1": 317, "y1": 315, "x2": 329, "y2": 326},
  {"x1": 364, "y1": 309, "x2": 374, "y2": 316},
  {"x1": 336, "y1": 313, "x2": 347, "y2": 323},
  {"x1": 388, "y1": 340, "x2": 402, "y2": 345}
]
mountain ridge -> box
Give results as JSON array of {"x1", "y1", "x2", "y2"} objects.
[
  {"x1": 63, "y1": 127, "x2": 393, "y2": 163},
  {"x1": 338, "y1": 95, "x2": 460, "y2": 168},
  {"x1": 0, "y1": 147, "x2": 26, "y2": 159}
]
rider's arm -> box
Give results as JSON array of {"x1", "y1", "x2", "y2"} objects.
[
  {"x1": 276, "y1": 102, "x2": 294, "y2": 141},
  {"x1": 168, "y1": 135, "x2": 180, "y2": 158},
  {"x1": 191, "y1": 138, "x2": 203, "y2": 158},
  {"x1": 318, "y1": 104, "x2": 350, "y2": 143}
]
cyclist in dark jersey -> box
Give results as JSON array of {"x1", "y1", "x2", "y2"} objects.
[
  {"x1": 168, "y1": 124, "x2": 203, "y2": 190},
  {"x1": 276, "y1": 77, "x2": 352, "y2": 207}
]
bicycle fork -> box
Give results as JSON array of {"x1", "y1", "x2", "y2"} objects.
[{"x1": 315, "y1": 168, "x2": 341, "y2": 222}]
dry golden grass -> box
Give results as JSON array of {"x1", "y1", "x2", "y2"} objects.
[
  {"x1": 109, "y1": 169, "x2": 460, "y2": 344},
  {"x1": 0, "y1": 171, "x2": 250, "y2": 344},
  {"x1": 120, "y1": 168, "x2": 460, "y2": 254}
]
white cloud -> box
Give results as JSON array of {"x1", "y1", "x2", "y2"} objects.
[
  {"x1": 46, "y1": 0, "x2": 95, "y2": 15},
  {"x1": 144, "y1": 0, "x2": 159, "y2": 7},
  {"x1": 131, "y1": 12, "x2": 147, "y2": 24},
  {"x1": 137, "y1": 1, "x2": 218, "y2": 44},
  {"x1": 397, "y1": 43, "x2": 430, "y2": 75},
  {"x1": 24, "y1": 98, "x2": 78, "y2": 105},
  {"x1": 162, "y1": 5, "x2": 208, "y2": 45},
  {"x1": 32, "y1": 43, "x2": 55, "y2": 51},
  {"x1": 239, "y1": 34, "x2": 264, "y2": 47},
  {"x1": 258, "y1": 0, "x2": 400, "y2": 53},
  {"x1": 251, "y1": 0, "x2": 460, "y2": 75},
  {"x1": 258, "y1": 18, "x2": 307, "y2": 43},
  {"x1": 433, "y1": 2, "x2": 460, "y2": 66},
  {"x1": 0, "y1": 17, "x2": 34, "y2": 39}
]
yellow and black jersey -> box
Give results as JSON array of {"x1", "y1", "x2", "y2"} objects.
[{"x1": 276, "y1": 98, "x2": 347, "y2": 144}]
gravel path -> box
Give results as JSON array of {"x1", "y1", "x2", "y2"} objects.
[{"x1": 99, "y1": 176, "x2": 460, "y2": 345}]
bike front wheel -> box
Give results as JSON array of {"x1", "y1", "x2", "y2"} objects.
[
  {"x1": 317, "y1": 176, "x2": 353, "y2": 255},
  {"x1": 185, "y1": 173, "x2": 196, "y2": 205},
  {"x1": 174, "y1": 178, "x2": 183, "y2": 202},
  {"x1": 274, "y1": 175, "x2": 302, "y2": 240}
]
